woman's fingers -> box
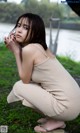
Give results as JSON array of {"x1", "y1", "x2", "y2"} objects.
[
  {"x1": 10, "y1": 32, "x2": 16, "y2": 41},
  {"x1": 4, "y1": 37, "x2": 9, "y2": 45},
  {"x1": 4, "y1": 37, "x2": 13, "y2": 51}
]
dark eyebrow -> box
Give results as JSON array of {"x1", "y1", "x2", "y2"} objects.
[
  {"x1": 23, "y1": 24, "x2": 30, "y2": 27},
  {"x1": 17, "y1": 22, "x2": 29, "y2": 26},
  {"x1": 17, "y1": 22, "x2": 21, "y2": 25}
]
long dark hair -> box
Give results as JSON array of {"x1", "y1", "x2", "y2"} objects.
[{"x1": 14, "y1": 13, "x2": 48, "y2": 50}]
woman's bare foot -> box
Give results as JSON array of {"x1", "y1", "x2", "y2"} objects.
[
  {"x1": 34, "y1": 125, "x2": 47, "y2": 133},
  {"x1": 34, "y1": 119, "x2": 66, "y2": 133},
  {"x1": 37, "y1": 117, "x2": 48, "y2": 123}
]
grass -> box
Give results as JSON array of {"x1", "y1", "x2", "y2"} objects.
[{"x1": 0, "y1": 44, "x2": 80, "y2": 133}]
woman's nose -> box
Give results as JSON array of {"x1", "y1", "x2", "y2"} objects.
[{"x1": 18, "y1": 27, "x2": 22, "y2": 33}]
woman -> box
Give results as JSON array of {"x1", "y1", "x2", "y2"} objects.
[{"x1": 4, "y1": 13, "x2": 80, "y2": 133}]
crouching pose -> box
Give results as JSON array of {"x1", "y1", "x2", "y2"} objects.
[{"x1": 4, "y1": 13, "x2": 80, "y2": 133}]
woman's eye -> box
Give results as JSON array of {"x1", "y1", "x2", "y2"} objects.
[{"x1": 23, "y1": 26, "x2": 29, "y2": 30}]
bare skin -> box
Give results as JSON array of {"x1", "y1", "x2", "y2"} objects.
[
  {"x1": 37, "y1": 117, "x2": 48, "y2": 123},
  {"x1": 34, "y1": 120, "x2": 65, "y2": 133}
]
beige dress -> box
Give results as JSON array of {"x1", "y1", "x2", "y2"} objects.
[{"x1": 7, "y1": 46, "x2": 80, "y2": 121}]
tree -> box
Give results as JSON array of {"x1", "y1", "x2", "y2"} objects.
[
  {"x1": 0, "y1": 3, "x2": 25, "y2": 23},
  {"x1": 0, "y1": 0, "x2": 7, "y2": 2},
  {"x1": 40, "y1": 0, "x2": 50, "y2": 4}
]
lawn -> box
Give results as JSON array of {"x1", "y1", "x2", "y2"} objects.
[{"x1": 0, "y1": 45, "x2": 80, "y2": 133}]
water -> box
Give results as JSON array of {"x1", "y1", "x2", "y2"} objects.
[
  {"x1": 46, "y1": 28, "x2": 80, "y2": 62},
  {"x1": 0, "y1": 23, "x2": 14, "y2": 42},
  {"x1": 0, "y1": 23, "x2": 80, "y2": 62}
]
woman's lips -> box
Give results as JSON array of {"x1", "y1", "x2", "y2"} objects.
[{"x1": 16, "y1": 34, "x2": 22, "y2": 38}]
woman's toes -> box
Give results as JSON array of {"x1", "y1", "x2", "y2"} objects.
[{"x1": 34, "y1": 125, "x2": 46, "y2": 133}]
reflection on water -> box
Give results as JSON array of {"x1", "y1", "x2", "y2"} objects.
[{"x1": 0, "y1": 23, "x2": 80, "y2": 62}]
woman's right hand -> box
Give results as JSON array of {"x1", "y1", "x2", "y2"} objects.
[{"x1": 4, "y1": 33, "x2": 21, "y2": 55}]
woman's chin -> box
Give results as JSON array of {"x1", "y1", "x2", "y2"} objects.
[{"x1": 16, "y1": 39, "x2": 23, "y2": 43}]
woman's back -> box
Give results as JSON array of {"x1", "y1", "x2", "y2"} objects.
[{"x1": 31, "y1": 44, "x2": 80, "y2": 118}]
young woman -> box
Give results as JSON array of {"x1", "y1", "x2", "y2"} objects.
[{"x1": 4, "y1": 13, "x2": 80, "y2": 133}]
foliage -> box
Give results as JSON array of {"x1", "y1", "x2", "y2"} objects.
[
  {"x1": 21, "y1": 0, "x2": 62, "y2": 26},
  {"x1": 0, "y1": 46, "x2": 18, "y2": 89},
  {"x1": 0, "y1": 45, "x2": 80, "y2": 133},
  {"x1": 0, "y1": 0, "x2": 80, "y2": 27},
  {"x1": 0, "y1": 45, "x2": 41, "y2": 133},
  {"x1": 0, "y1": 1, "x2": 62, "y2": 26},
  {"x1": 0, "y1": 3, "x2": 25, "y2": 23},
  {"x1": 57, "y1": 56, "x2": 80, "y2": 76}
]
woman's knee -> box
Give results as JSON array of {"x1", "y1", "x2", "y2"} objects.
[
  {"x1": 13, "y1": 80, "x2": 23, "y2": 95},
  {"x1": 13, "y1": 80, "x2": 29, "y2": 96}
]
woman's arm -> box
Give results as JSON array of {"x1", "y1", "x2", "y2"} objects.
[
  {"x1": 4, "y1": 36, "x2": 34, "y2": 84},
  {"x1": 15, "y1": 46, "x2": 34, "y2": 83}
]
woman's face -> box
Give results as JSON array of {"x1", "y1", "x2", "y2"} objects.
[{"x1": 15, "y1": 17, "x2": 30, "y2": 44}]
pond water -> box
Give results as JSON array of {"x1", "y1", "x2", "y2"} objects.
[{"x1": 0, "y1": 23, "x2": 80, "y2": 62}]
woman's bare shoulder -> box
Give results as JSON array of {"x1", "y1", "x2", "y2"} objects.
[{"x1": 22, "y1": 44, "x2": 36, "y2": 54}]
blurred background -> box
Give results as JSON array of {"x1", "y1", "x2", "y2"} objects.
[{"x1": 0, "y1": 0, "x2": 80, "y2": 61}]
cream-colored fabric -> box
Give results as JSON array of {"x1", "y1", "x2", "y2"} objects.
[
  {"x1": 32, "y1": 57, "x2": 80, "y2": 120},
  {"x1": 7, "y1": 46, "x2": 80, "y2": 120}
]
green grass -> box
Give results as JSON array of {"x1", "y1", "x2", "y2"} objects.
[
  {"x1": 0, "y1": 45, "x2": 80, "y2": 133},
  {"x1": 57, "y1": 56, "x2": 80, "y2": 76}
]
